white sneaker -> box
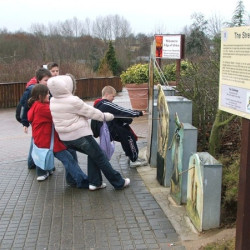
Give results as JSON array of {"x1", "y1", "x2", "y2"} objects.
[
  {"x1": 37, "y1": 172, "x2": 49, "y2": 181},
  {"x1": 89, "y1": 183, "x2": 107, "y2": 191},
  {"x1": 130, "y1": 159, "x2": 148, "y2": 168},
  {"x1": 123, "y1": 178, "x2": 130, "y2": 188}
]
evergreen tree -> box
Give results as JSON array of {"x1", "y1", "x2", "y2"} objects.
[
  {"x1": 185, "y1": 13, "x2": 209, "y2": 57},
  {"x1": 98, "y1": 41, "x2": 120, "y2": 76},
  {"x1": 230, "y1": 0, "x2": 247, "y2": 27}
]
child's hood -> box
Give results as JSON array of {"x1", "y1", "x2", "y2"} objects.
[
  {"x1": 26, "y1": 77, "x2": 37, "y2": 88},
  {"x1": 47, "y1": 75, "x2": 74, "y2": 98},
  {"x1": 93, "y1": 98, "x2": 103, "y2": 107}
]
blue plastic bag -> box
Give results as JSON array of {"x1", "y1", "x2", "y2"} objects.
[{"x1": 99, "y1": 121, "x2": 115, "y2": 160}]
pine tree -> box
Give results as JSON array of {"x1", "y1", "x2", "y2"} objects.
[
  {"x1": 98, "y1": 41, "x2": 120, "y2": 76},
  {"x1": 231, "y1": 0, "x2": 246, "y2": 26}
]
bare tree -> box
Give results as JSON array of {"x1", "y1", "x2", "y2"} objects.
[
  {"x1": 30, "y1": 23, "x2": 48, "y2": 35},
  {"x1": 60, "y1": 20, "x2": 74, "y2": 37},
  {"x1": 71, "y1": 17, "x2": 85, "y2": 37},
  {"x1": 83, "y1": 18, "x2": 92, "y2": 36},
  {"x1": 112, "y1": 15, "x2": 132, "y2": 39},
  {"x1": 93, "y1": 15, "x2": 131, "y2": 42},
  {"x1": 207, "y1": 13, "x2": 224, "y2": 39},
  {"x1": 30, "y1": 23, "x2": 49, "y2": 61},
  {"x1": 93, "y1": 15, "x2": 112, "y2": 42},
  {"x1": 153, "y1": 23, "x2": 168, "y2": 35}
]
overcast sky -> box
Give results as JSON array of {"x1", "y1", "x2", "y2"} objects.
[{"x1": 1, "y1": 0, "x2": 250, "y2": 35}]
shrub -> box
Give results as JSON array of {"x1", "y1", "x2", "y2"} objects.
[
  {"x1": 120, "y1": 63, "x2": 149, "y2": 85},
  {"x1": 220, "y1": 154, "x2": 239, "y2": 225},
  {"x1": 120, "y1": 61, "x2": 193, "y2": 86},
  {"x1": 162, "y1": 60, "x2": 193, "y2": 81}
]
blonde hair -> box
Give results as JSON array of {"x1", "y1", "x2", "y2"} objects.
[{"x1": 102, "y1": 85, "x2": 116, "y2": 97}]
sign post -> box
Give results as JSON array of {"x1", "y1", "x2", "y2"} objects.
[
  {"x1": 236, "y1": 118, "x2": 250, "y2": 249},
  {"x1": 219, "y1": 26, "x2": 250, "y2": 250},
  {"x1": 154, "y1": 34, "x2": 185, "y2": 84}
]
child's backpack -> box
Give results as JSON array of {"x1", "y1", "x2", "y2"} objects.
[
  {"x1": 15, "y1": 84, "x2": 35, "y2": 123},
  {"x1": 15, "y1": 102, "x2": 24, "y2": 123}
]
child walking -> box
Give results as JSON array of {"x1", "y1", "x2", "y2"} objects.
[
  {"x1": 28, "y1": 84, "x2": 89, "y2": 188},
  {"x1": 47, "y1": 75, "x2": 130, "y2": 190}
]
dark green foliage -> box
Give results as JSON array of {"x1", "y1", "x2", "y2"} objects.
[
  {"x1": 98, "y1": 41, "x2": 121, "y2": 76},
  {"x1": 220, "y1": 154, "x2": 240, "y2": 225},
  {"x1": 232, "y1": 0, "x2": 247, "y2": 26},
  {"x1": 162, "y1": 61, "x2": 193, "y2": 82},
  {"x1": 185, "y1": 13, "x2": 209, "y2": 57},
  {"x1": 176, "y1": 53, "x2": 220, "y2": 151}
]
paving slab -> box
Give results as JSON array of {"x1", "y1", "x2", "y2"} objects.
[{"x1": 0, "y1": 88, "x2": 185, "y2": 249}]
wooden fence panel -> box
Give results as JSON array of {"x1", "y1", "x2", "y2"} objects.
[{"x1": 0, "y1": 77, "x2": 122, "y2": 108}]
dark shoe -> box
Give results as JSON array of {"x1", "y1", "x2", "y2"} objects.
[
  {"x1": 67, "y1": 182, "x2": 77, "y2": 188},
  {"x1": 48, "y1": 170, "x2": 54, "y2": 176},
  {"x1": 28, "y1": 163, "x2": 36, "y2": 169}
]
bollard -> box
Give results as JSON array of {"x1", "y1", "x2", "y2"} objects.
[
  {"x1": 153, "y1": 85, "x2": 176, "y2": 99},
  {"x1": 170, "y1": 121, "x2": 197, "y2": 204},
  {"x1": 186, "y1": 152, "x2": 222, "y2": 232},
  {"x1": 149, "y1": 86, "x2": 176, "y2": 167},
  {"x1": 161, "y1": 96, "x2": 192, "y2": 186}
]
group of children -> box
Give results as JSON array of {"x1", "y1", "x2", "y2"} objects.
[{"x1": 20, "y1": 63, "x2": 145, "y2": 191}]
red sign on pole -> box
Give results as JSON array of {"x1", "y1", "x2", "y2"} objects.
[{"x1": 155, "y1": 34, "x2": 185, "y2": 59}]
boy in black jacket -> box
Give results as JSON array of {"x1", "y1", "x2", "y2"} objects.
[{"x1": 91, "y1": 86, "x2": 146, "y2": 166}]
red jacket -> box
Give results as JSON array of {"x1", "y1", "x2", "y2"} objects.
[
  {"x1": 28, "y1": 101, "x2": 66, "y2": 152},
  {"x1": 26, "y1": 76, "x2": 37, "y2": 87}
]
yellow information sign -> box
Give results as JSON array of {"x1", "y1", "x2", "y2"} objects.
[{"x1": 219, "y1": 26, "x2": 250, "y2": 119}]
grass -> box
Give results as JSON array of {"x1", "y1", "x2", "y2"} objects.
[{"x1": 203, "y1": 238, "x2": 235, "y2": 250}]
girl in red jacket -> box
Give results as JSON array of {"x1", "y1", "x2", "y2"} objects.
[{"x1": 28, "y1": 84, "x2": 89, "y2": 188}]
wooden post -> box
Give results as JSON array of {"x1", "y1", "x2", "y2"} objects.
[
  {"x1": 176, "y1": 59, "x2": 181, "y2": 85},
  {"x1": 235, "y1": 118, "x2": 250, "y2": 249},
  {"x1": 146, "y1": 42, "x2": 156, "y2": 161}
]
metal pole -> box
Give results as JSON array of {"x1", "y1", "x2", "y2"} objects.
[
  {"x1": 156, "y1": 58, "x2": 162, "y2": 69},
  {"x1": 235, "y1": 118, "x2": 250, "y2": 249}
]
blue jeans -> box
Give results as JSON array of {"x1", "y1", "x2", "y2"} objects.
[
  {"x1": 54, "y1": 149, "x2": 89, "y2": 188},
  {"x1": 63, "y1": 135, "x2": 125, "y2": 189},
  {"x1": 36, "y1": 166, "x2": 48, "y2": 176},
  {"x1": 28, "y1": 137, "x2": 36, "y2": 169}
]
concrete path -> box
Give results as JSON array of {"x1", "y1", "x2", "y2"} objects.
[{"x1": 0, "y1": 88, "x2": 186, "y2": 249}]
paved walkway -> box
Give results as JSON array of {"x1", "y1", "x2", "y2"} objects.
[{"x1": 0, "y1": 88, "x2": 185, "y2": 250}]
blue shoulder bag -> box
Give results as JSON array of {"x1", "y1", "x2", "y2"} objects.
[{"x1": 31, "y1": 124, "x2": 54, "y2": 170}]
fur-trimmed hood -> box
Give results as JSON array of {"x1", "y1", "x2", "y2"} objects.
[
  {"x1": 47, "y1": 75, "x2": 76, "y2": 98},
  {"x1": 47, "y1": 75, "x2": 114, "y2": 141}
]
